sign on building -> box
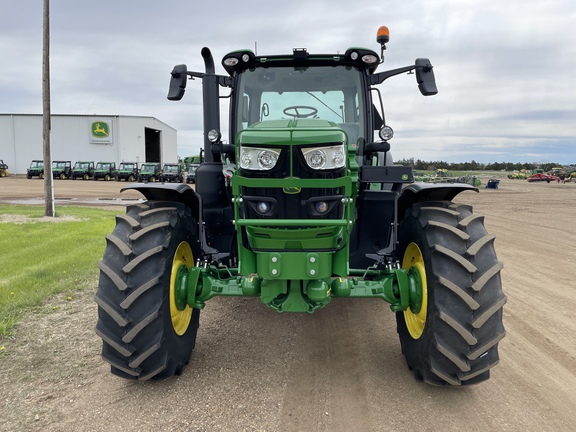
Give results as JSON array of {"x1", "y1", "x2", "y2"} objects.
[{"x1": 90, "y1": 119, "x2": 113, "y2": 144}]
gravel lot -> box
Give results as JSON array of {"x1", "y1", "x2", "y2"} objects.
[{"x1": 1, "y1": 175, "x2": 575, "y2": 432}]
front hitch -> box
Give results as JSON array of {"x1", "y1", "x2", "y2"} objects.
[{"x1": 173, "y1": 263, "x2": 424, "y2": 314}]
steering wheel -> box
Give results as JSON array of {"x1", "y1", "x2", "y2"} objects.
[{"x1": 283, "y1": 106, "x2": 318, "y2": 119}]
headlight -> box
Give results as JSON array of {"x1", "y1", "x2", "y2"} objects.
[
  {"x1": 315, "y1": 201, "x2": 329, "y2": 214},
  {"x1": 239, "y1": 147, "x2": 281, "y2": 170},
  {"x1": 256, "y1": 201, "x2": 271, "y2": 214},
  {"x1": 301, "y1": 144, "x2": 345, "y2": 170}
]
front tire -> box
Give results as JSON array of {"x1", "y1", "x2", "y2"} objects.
[
  {"x1": 396, "y1": 201, "x2": 506, "y2": 386},
  {"x1": 95, "y1": 201, "x2": 201, "y2": 380}
]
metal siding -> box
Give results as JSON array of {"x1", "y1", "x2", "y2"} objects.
[{"x1": 0, "y1": 115, "x2": 177, "y2": 174}]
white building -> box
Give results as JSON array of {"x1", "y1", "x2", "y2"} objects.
[{"x1": 0, "y1": 114, "x2": 177, "y2": 174}]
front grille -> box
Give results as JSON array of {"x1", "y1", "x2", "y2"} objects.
[{"x1": 239, "y1": 145, "x2": 345, "y2": 220}]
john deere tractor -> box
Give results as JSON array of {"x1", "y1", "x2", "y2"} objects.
[{"x1": 96, "y1": 27, "x2": 506, "y2": 385}]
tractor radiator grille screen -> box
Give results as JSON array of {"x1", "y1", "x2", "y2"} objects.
[{"x1": 239, "y1": 145, "x2": 345, "y2": 220}]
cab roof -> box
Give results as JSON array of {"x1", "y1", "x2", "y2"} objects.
[{"x1": 221, "y1": 47, "x2": 381, "y2": 76}]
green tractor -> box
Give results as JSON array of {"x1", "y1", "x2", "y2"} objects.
[{"x1": 96, "y1": 26, "x2": 506, "y2": 385}]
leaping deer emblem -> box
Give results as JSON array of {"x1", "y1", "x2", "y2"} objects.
[{"x1": 93, "y1": 123, "x2": 109, "y2": 137}]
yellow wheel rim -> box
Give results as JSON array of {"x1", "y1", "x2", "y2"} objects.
[
  {"x1": 170, "y1": 241, "x2": 194, "y2": 336},
  {"x1": 402, "y1": 242, "x2": 428, "y2": 339}
]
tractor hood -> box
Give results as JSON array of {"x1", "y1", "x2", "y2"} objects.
[{"x1": 237, "y1": 119, "x2": 346, "y2": 146}]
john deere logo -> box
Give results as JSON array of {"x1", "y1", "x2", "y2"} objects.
[
  {"x1": 402, "y1": 174, "x2": 409, "y2": 180},
  {"x1": 91, "y1": 122, "x2": 110, "y2": 138},
  {"x1": 283, "y1": 177, "x2": 301, "y2": 194}
]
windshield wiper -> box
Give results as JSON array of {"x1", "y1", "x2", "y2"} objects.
[{"x1": 306, "y1": 92, "x2": 343, "y2": 121}]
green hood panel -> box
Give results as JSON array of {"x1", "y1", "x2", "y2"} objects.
[{"x1": 238, "y1": 119, "x2": 345, "y2": 146}]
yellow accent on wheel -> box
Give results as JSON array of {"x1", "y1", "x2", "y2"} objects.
[
  {"x1": 402, "y1": 242, "x2": 428, "y2": 339},
  {"x1": 170, "y1": 241, "x2": 194, "y2": 336}
]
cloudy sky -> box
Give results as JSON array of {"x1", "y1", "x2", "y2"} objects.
[{"x1": 1, "y1": 0, "x2": 574, "y2": 164}]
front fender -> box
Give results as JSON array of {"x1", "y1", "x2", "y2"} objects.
[
  {"x1": 121, "y1": 183, "x2": 201, "y2": 224},
  {"x1": 398, "y1": 182, "x2": 478, "y2": 220}
]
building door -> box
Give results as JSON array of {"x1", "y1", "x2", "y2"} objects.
[{"x1": 145, "y1": 128, "x2": 161, "y2": 162}]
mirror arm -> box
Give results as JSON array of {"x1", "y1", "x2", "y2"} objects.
[
  {"x1": 181, "y1": 71, "x2": 232, "y2": 88},
  {"x1": 369, "y1": 63, "x2": 434, "y2": 86},
  {"x1": 369, "y1": 65, "x2": 416, "y2": 85}
]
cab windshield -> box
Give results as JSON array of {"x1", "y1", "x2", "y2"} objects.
[{"x1": 235, "y1": 65, "x2": 365, "y2": 144}]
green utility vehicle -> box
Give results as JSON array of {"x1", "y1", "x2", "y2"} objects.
[
  {"x1": 186, "y1": 150, "x2": 204, "y2": 184},
  {"x1": 27, "y1": 160, "x2": 44, "y2": 179},
  {"x1": 72, "y1": 161, "x2": 95, "y2": 180},
  {"x1": 183, "y1": 153, "x2": 203, "y2": 169},
  {"x1": 116, "y1": 162, "x2": 139, "y2": 182},
  {"x1": 52, "y1": 160, "x2": 72, "y2": 179},
  {"x1": 186, "y1": 163, "x2": 199, "y2": 184},
  {"x1": 137, "y1": 162, "x2": 161, "y2": 182},
  {"x1": 96, "y1": 27, "x2": 506, "y2": 385},
  {"x1": 93, "y1": 162, "x2": 117, "y2": 181},
  {"x1": 160, "y1": 163, "x2": 183, "y2": 183}
]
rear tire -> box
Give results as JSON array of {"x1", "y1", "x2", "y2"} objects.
[
  {"x1": 95, "y1": 201, "x2": 201, "y2": 380},
  {"x1": 396, "y1": 201, "x2": 506, "y2": 386}
]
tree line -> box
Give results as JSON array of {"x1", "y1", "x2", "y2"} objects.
[{"x1": 395, "y1": 159, "x2": 573, "y2": 172}]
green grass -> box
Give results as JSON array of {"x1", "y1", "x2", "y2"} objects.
[{"x1": 0, "y1": 205, "x2": 117, "y2": 339}]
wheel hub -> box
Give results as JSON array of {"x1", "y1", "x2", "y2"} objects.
[
  {"x1": 402, "y1": 242, "x2": 428, "y2": 339},
  {"x1": 169, "y1": 242, "x2": 194, "y2": 335}
]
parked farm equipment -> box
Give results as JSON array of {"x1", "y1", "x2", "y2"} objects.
[{"x1": 95, "y1": 26, "x2": 506, "y2": 386}]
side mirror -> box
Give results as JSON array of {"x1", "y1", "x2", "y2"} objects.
[
  {"x1": 365, "y1": 141, "x2": 391, "y2": 154},
  {"x1": 415, "y1": 58, "x2": 438, "y2": 96},
  {"x1": 167, "y1": 64, "x2": 188, "y2": 101}
]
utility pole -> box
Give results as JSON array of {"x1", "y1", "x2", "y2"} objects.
[{"x1": 43, "y1": 0, "x2": 54, "y2": 216}]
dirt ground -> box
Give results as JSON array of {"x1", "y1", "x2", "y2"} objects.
[{"x1": 1, "y1": 175, "x2": 575, "y2": 432}]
